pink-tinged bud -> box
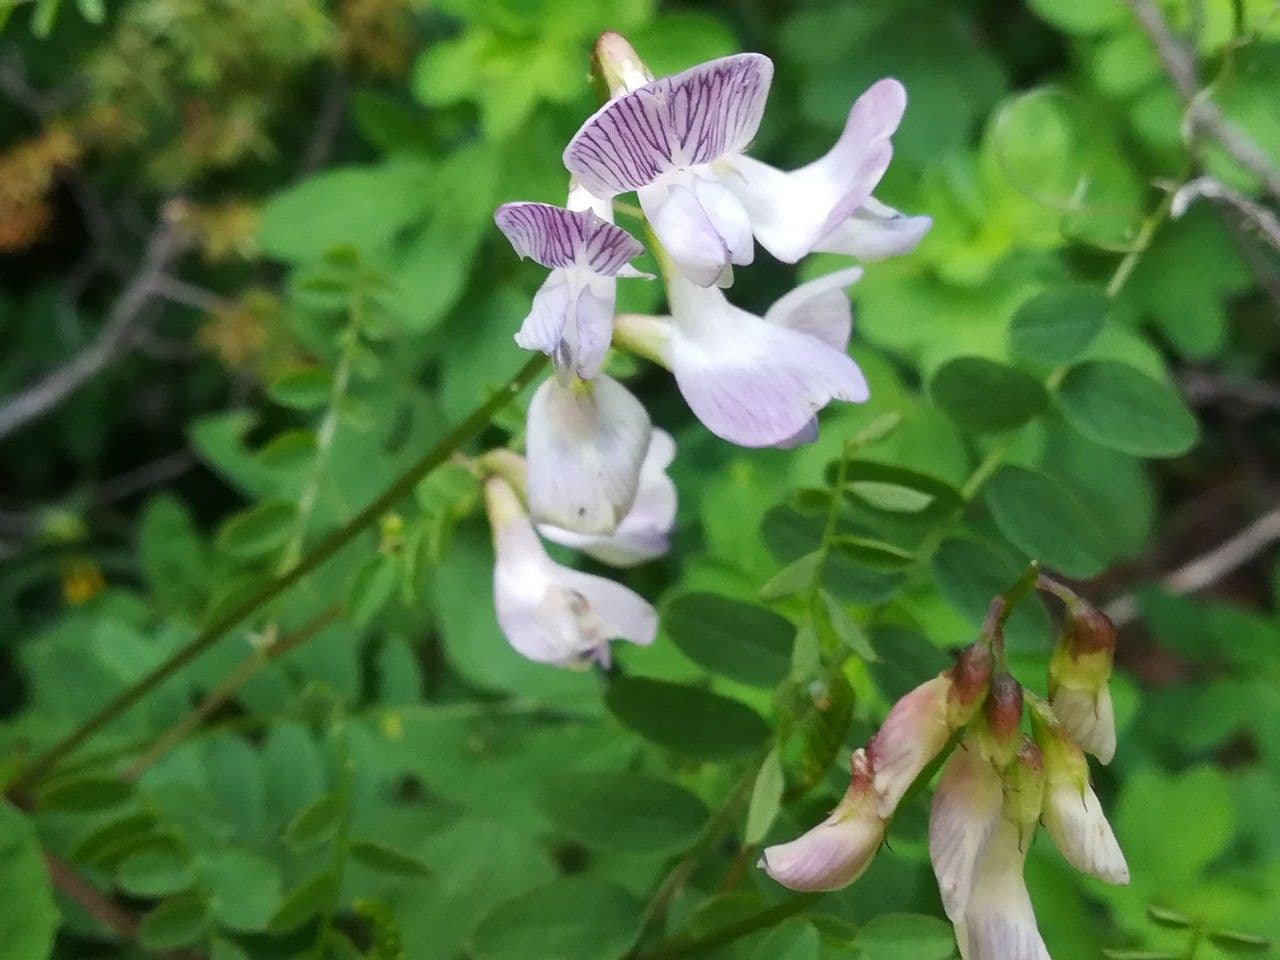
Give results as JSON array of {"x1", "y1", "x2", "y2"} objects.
[
  {"x1": 956, "y1": 817, "x2": 1051, "y2": 960},
  {"x1": 1001, "y1": 738, "x2": 1044, "y2": 852},
  {"x1": 1049, "y1": 603, "x2": 1117, "y2": 764},
  {"x1": 930, "y1": 735, "x2": 1003, "y2": 922},
  {"x1": 1031, "y1": 701, "x2": 1129, "y2": 885},
  {"x1": 759, "y1": 749, "x2": 885, "y2": 892},
  {"x1": 870, "y1": 645, "x2": 993, "y2": 817},
  {"x1": 977, "y1": 673, "x2": 1023, "y2": 771},
  {"x1": 593, "y1": 32, "x2": 654, "y2": 97}
]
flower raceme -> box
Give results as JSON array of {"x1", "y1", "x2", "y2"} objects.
[{"x1": 483, "y1": 476, "x2": 657, "y2": 668}]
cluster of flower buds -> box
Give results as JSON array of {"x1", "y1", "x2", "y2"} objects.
[
  {"x1": 482, "y1": 33, "x2": 930, "y2": 666},
  {"x1": 761, "y1": 590, "x2": 1127, "y2": 960}
]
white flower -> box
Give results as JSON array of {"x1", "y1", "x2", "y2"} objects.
[
  {"x1": 759, "y1": 749, "x2": 885, "y2": 892},
  {"x1": 1032, "y1": 701, "x2": 1129, "y2": 885},
  {"x1": 484, "y1": 477, "x2": 656, "y2": 668},
  {"x1": 525, "y1": 374, "x2": 651, "y2": 535},
  {"x1": 564, "y1": 51, "x2": 909, "y2": 286},
  {"x1": 868, "y1": 644, "x2": 992, "y2": 817},
  {"x1": 613, "y1": 266, "x2": 868, "y2": 448},
  {"x1": 539, "y1": 428, "x2": 677, "y2": 567},
  {"x1": 957, "y1": 819, "x2": 1051, "y2": 960},
  {"x1": 929, "y1": 736, "x2": 1004, "y2": 923},
  {"x1": 494, "y1": 196, "x2": 650, "y2": 380}
]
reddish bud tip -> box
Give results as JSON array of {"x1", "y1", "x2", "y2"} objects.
[
  {"x1": 984, "y1": 673, "x2": 1024, "y2": 743},
  {"x1": 1065, "y1": 604, "x2": 1116, "y2": 659}
]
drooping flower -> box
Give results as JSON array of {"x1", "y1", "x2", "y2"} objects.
[
  {"x1": 868, "y1": 644, "x2": 993, "y2": 817},
  {"x1": 1048, "y1": 602, "x2": 1118, "y2": 764},
  {"x1": 612, "y1": 266, "x2": 868, "y2": 447},
  {"x1": 484, "y1": 476, "x2": 657, "y2": 668},
  {"x1": 759, "y1": 749, "x2": 885, "y2": 892},
  {"x1": 930, "y1": 676, "x2": 1023, "y2": 923},
  {"x1": 525, "y1": 374, "x2": 651, "y2": 535},
  {"x1": 564, "y1": 46, "x2": 906, "y2": 286},
  {"x1": 954, "y1": 738, "x2": 1049, "y2": 960},
  {"x1": 930, "y1": 734, "x2": 1003, "y2": 923},
  {"x1": 539, "y1": 428, "x2": 677, "y2": 566},
  {"x1": 494, "y1": 195, "x2": 650, "y2": 380},
  {"x1": 1031, "y1": 700, "x2": 1129, "y2": 885}
]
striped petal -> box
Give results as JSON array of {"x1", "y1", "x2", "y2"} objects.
[
  {"x1": 724, "y1": 79, "x2": 904, "y2": 263},
  {"x1": 495, "y1": 202, "x2": 644, "y2": 275},
  {"x1": 563, "y1": 53, "x2": 774, "y2": 198},
  {"x1": 1043, "y1": 779, "x2": 1129, "y2": 885}
]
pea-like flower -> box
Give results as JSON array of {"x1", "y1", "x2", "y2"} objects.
[
  {"x1": 868, "y1": 644, "x2": 992, "y2": 817},
  {"x1": 758, "y1": 749, "x2": 885, "y2": 892},
  {"x1": 1031, "y1": 701, "x2": 1129, "y2": 884},
  {"x1": 540, "y1": 428, "x2": 677, "y2": 567},
  {"x1": 613, "y1": 266, "x2": 868, "y2": 447},
  {"x1": 484, "y1": 476, "x2": 656, "y2": 668},
  {"x1": 1048, "y1": 603, "x2": 1118, "y2": 764},
  {"x1": 525, "y1": 373, "x2": 651, "y2": 535},
  {"x1": 494, "y1": 194, "x2": 650, "y2": 380},
  {"x1": 563, "y1": 49, "x2": 906, "y2": 286}
]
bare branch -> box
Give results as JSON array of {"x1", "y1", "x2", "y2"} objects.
[
  {"x1": 1123, "y1": 0, "x2": 1280, "y2": 204},
  {"x1": 0, "y1": 216, "x2": 187, "y2": 442},
  {"x1": 1172, "y1": 176, "x2": 1280, "y2": 253},
  {"x1": 1105, "y1": 507, "x2": 1280, "y2": 626}
]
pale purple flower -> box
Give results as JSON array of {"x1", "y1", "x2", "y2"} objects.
[
  {"x1": 929, "y1": 736, "x2": 1004, "y2": 923},
  {"x1": 525, "y1": 374, "x2": 652, "y2": 535},
  {"x1": 540, "y1": 428, "x2": 677, "y2": 567},
  {"x1": 868, "y1": 645, "x2": 992, "y2": 817},
  {"x1": 759, "y1": 749, "x2": 885, "y2": 892},
  {"x1": 494, "y1": 196, "x2": 649, "y2": 380},
  {"x1": 563, "y1": 52, "x2": 906, "y2": 286},
  {"x1": 612, "y1": 266, "x2": 868, "y2": 447},
  {"x1": 815, "y1": 196, "x2": 933, "y2": 261},
  {"x1": 484, "y1": 476, "x2": 656, "y2": 668}
]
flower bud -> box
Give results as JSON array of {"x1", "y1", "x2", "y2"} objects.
[
  {"x1": 1001, "y1": 738, "x2": 1044, "y2": 852},
  {"x1": 869, "y1": 644, "x2": 992, "y2": 817},
  {"x1": 1048, "y1": 603, "x2": 1117, "y2": 764},
  {"x1": 976, "y1": 673, "x2": 1023, "y2": 771},
  {"x1": 759, "y1": 749, "x2": 885, "y2": 892},
  {"x1": 593, "y1": 32, "x2": 654, "y2": 97},
  {"x1": 1031, "y1": 701, "x2": 1129, "y2": 885}
]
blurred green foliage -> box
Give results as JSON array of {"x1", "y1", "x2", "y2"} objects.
[{"x1": 1, "y1": 0, "x2": 1279, "y2": 959}]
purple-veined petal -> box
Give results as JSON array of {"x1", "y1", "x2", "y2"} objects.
[
  {"x1": 724, "y1": 79, "x2": 904, "y2": 263},
  {"x1": 763, "y1": 265, "x2": 863, "y2": 349},
  {"x1": 666, "y1": 274, "x2": 868, "y2": 447},
  {"x1": 495, "y1": 201, "x2": 644, "y2": 276},
  {"x1": 868, "y1": 675, "x2": 953, "y2": 817},
  {"x1": 526, "y1": 375, "x2": 652, "y2": 535},
  {"x1": 759, "y1": 750, "x2": 885, "y2": 892},
  {"x1": 960, "y1": 820, "x2": 1051, "y2": 960},
  {"x1": 815, "y1": 197, "x2": 933, "y2": 261},
  {"x1": 486, "y1": 477, "x2": 656, "y2": 668},
  {"x1": 563, "y1": 53, "x2": 774, "y2": 198},
  {"x1": 540, "y1": 429, "x2": 678, "y2": 567},
  {"x1": 930, "y1": 738, "x2": 1003, "y2": 922}
]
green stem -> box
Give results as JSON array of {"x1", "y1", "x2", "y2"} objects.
[
  {"x1": 6, "y1": 353, "x2": 548, "y2": 798},
  {"x1": 280, "y1": 296, "x2": 362, "y2": 573},
  {"x1": 635, "y1": 894, "x2": 821, "y2": 960}
]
